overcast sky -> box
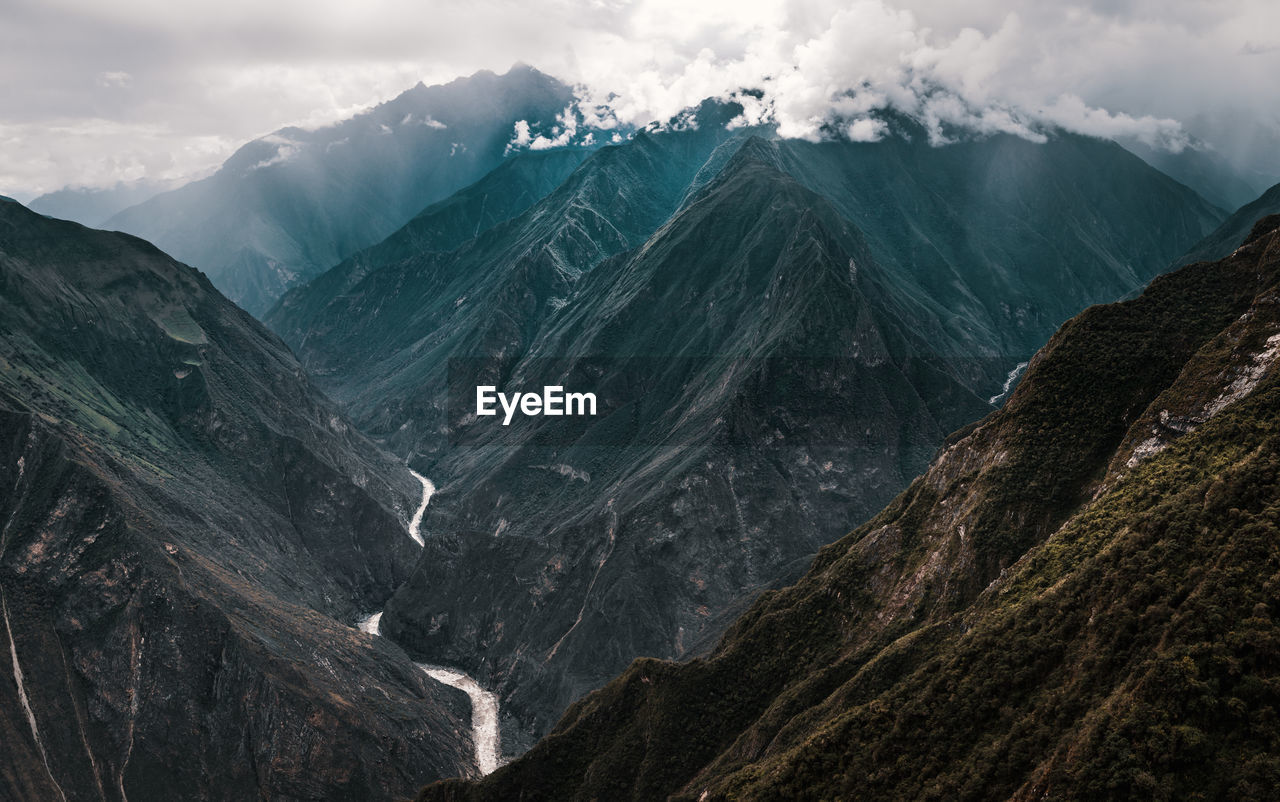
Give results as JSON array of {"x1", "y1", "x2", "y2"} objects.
[{"x1": 3, "y1": 0, "x2": 1278, "y2": 201}]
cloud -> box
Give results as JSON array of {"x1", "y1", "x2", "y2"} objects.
[
  {"x1": 508, "y1": 106, "x2": 581, "y2": 152},
  {"x1": 557, "y1": 1, "x2": 1215, "y2": 154},
  {"x1": 847, "y1": 117, "x2": 888, "y2": 142},
  {"x1": 96, "y1": 70, "x2": 132, "y2": 87},
  {"x1": 247, "y1": 134, "x2": 300, "y2": 170},
  {"x1": 1036, "y1": 95, "x2": 1187, "y2": 151},
  {"x1": 1240, "y1": 40, "x2": 1280, "y2": 55},
  {"x1": 507, "y1": 119, "x2": 533, "y2": 153},
  {"x1": 1, "y1": 0, "x2": 1277, "y2": 199},
  {"x1": 401, "y1": 113, "x2": 447, "y2": 128}
]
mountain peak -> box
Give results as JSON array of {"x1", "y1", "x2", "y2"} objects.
[{"x1": 101, "y1": 66, "x2": 576, "y2": 316}]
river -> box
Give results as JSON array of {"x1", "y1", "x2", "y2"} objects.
[{"x1": 355, "y1": 471, "x2": 502, "y2": 776}]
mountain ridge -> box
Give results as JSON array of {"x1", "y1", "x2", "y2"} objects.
[{"x1": 265, "y1": 116, "x2": 1227, "y2": 754}]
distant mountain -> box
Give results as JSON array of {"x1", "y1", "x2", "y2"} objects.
[
  {"x1": 1120, "y1": 138, "x2": 1268, "y2": 213},
  {"x1": 1177, "y1": 181, "x2": 1280, "y2": 266},
  {"x1": 104, "y1": 65, "x2": 580, "y2": 316},
  {"x1": 0, "y1": 197, "x2": 473, "y2": 800},
  {"x1": 268, "y1": 117, "x2": 1224, "y2": 755},
  {"x1": 28, "y1": 178, "x2": 175, "y2": 227},
  {"x1": 419, "y1": 215, "x2": 1280, "y2": 802}
]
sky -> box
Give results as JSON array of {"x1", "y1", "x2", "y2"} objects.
[{"x1": 2, "y1": 0, "x2": 1278, "y2": 201}]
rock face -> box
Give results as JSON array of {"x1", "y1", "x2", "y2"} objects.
[
  {"x1": 267, "y1": 116, "x2": 1225, "y2": 752},
  {"x1": 0, "y1": 197, "x2": 473, "y2": 800},
  {"x1": 103, "y1": 65, "x2": 579, "y2": 316},
  {"x1": 417, "y1": 215, "x2": 1280, "y2": 801}
]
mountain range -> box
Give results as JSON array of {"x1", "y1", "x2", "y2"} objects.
[
  {"x1": 27, "y1": 179, "x2": 177, "y2": 230},
  {"x1": 99, "y1": 66, "x2": 581, "y2": 316},
  {"x1": 265, "y1": 106, "x2": 1225, "y2": 751},
  {"x1": 4, "y1": 63, "x2": 1279, "y2": 802},
  {"x1": 418, "y1": 212, "x2": 1280, "y2": 802}
]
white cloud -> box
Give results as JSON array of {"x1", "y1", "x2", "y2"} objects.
[
  {"x1": 847, "y1": 117, "x2": 887, "y2": 142},
  {"x1": 248, "y1": 134, "x2": 300, "y2": 170},
  {"x1": 556, "y1": 1, "x2": 1211, "y2": 153},
  {"x1": 507, "y1": 119, "x2": 533, "y2": 153},
  {"x1": 527, "y1": 106, "x2": 579, "y2": 150},
  {"x1": 1, "y1": 0, "x2": 1277, "y2": 199},
  {"x1": 96, "y1": 71, "x2": 132, "y2": 87}
]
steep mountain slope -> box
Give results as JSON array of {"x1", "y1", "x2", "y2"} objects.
[
  {"x1": 273, "y1": 124, "x2": 1222, "y2": 461},
  {"x1": 104, "y1": 65, "x2": 577, "y2": 315},
  {"x1": 269, "y1": 121, "x2": 1225, "y2": 754},
  {"x1": 0, "y1": 198, "x2": 473, "y2": 800},
  {"x1": 1179, "y1": 181, "x2": 1280, "y2": 266},
  {"x1": 420, "y1": 215, "x2": 1280, "y2": 801},
  {"x1": 269, "y1": 147, "x2": 588, "y2": 329},
  {"x1": 733, "y1": 130, "x2": 1226, "y2": 360},
  {"x1": 268, "y1": 101, "x2": 751, "y2": 433}
]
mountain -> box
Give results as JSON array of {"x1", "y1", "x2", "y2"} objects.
[
  {"x1": 380, "y1": 149, "x2": 994, "y2": 747},
  {"x1": 27, "y1": 179, "x2": 174, "y2": 228},
  {"x1": 1178, "y1": 181, "x2": 1280, "y2": 266},
  {"x1": 270, "y1": 146, "x2": 589, "y2": 323},
  {"x1": 104, "y1": 65, "x2": 578, "y2": 316},
  {"x1": 1119, "y1": 138, "x2": 1266, "y2": 214},
  {"x1": 267, "y1": 100, "x2": 754, "y2": 414},
  {"x1": 718, "y1": 129, "x2": 1227, "y2": 360},
  {"x1": 267, "y1": 120, "x2": 1225, "y2": 755},
  {"x1": 418, "y1": 214, "x2": 1280, "y2": 801},
  {"x1": 0, "y1": 197, "x2": 475, "y2": 800}
]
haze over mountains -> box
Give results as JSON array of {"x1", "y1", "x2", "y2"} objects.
[
  {"x1": 4, "y1": 60, "x2": 1280, "y2": 802},
  {"x1": 1119, "y1": 138, "x2": 1275, "y2": 214},
  {"x1": 27, "y1": 179, "x2": 179, "y2": 230},
  {"x1": 24, "y1": 58, "x2": 1268, "y2": 325},
  {"x1": 99, "y1": 66, "x2": 583, "y2": 316},
  {"x1": 1178, "y1": 180, "x2": 1280, "y2": 267}
]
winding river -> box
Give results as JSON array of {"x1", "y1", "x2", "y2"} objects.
[{"x1": 356, "y1": 470, "x2": 502, "y2": 776}]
